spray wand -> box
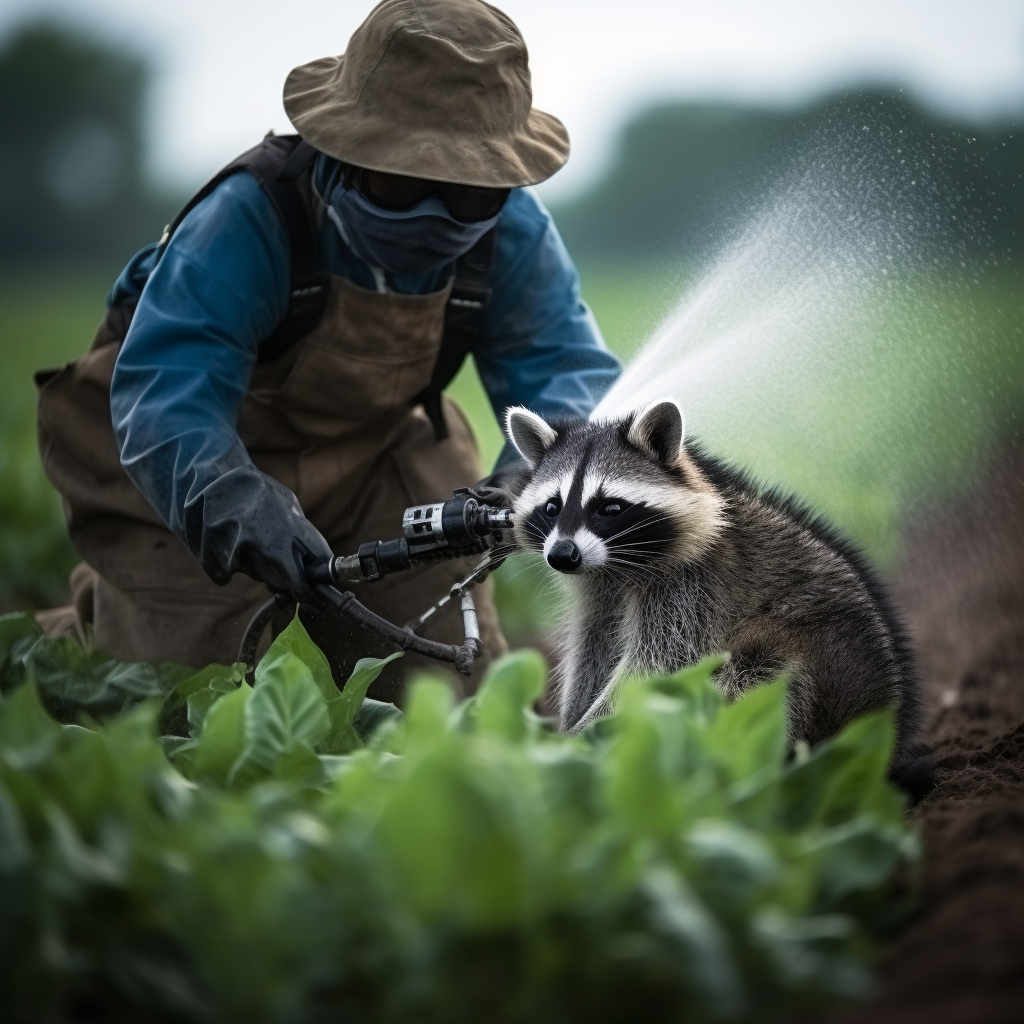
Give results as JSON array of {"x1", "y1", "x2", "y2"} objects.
[{"x1": 238, "y1": 489, "x2": 516, "y2": 677}]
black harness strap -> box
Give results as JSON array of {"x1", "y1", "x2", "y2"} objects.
[
  {"x1": 157, "y1": 134, "x2": 327, "y2": 364},
  {"x1": 251, "y1": 139, "x2": 328, "y2": 362},
  {"x1": 416, "y1": 227, "x2": 496, "y2": 441}
]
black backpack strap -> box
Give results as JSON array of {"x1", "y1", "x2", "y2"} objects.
[
  {"x1": 156, "y1": 134, "x2": 327, "y2": 362},
  {"x1": 417, "y1": 228, "x2": 496, "y2": 441},
  {"x1": 249, "y1": 138, "x2": 328, "y2": 362}
]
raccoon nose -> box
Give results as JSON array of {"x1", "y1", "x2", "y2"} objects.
[{"x1": 548, "y1": 539, "x2": 583, "y2": 574}]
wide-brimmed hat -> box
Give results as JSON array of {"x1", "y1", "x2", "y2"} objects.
[{"x1": 283, "y1": 0, "x2": 569, "y2": 188}]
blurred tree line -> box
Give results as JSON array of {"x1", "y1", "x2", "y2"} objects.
[
  {"x1": 551, "y1": 92, "x2": 1023, "y2": 266},
  {"x1": 0, "y1": 20, "x2": 177, "y2": 272},
  {"x1": 1, "y1": 18, "x2": 1020, "y2": 273}
]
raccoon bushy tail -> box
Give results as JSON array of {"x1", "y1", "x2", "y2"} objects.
[{"x1": 888, "y1": 743, "x2": 935, "y2": 805}]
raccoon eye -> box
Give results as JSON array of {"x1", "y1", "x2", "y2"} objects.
[
  {"x1": 597, "y1": 499, "x2": 629, "y2": 517},
  {"x1": 544, "y1": 497, "x2": 562, "y2": 518}
]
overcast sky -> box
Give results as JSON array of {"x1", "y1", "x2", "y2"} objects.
[{"x1": 4, "y1": 0, "x2": 1023, "y2": 200}]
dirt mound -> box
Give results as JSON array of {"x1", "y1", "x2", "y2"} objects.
[{"x1": 835, "y1": 453, "x2": 1024, "y2": 1024}]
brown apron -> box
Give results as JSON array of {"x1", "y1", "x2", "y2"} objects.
[{"x1": 36, "y1": 275, "x2": 506, "y2": 701}]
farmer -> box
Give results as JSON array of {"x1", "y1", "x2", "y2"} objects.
[{"x1": 36, "y1": 0, "x2": 619, "y2": 699}]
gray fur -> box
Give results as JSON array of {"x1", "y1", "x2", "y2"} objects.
[{"x1": 507, "y1": 403, "x2": 928, "y2": 788}]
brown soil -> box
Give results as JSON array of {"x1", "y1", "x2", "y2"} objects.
[{"x1": 832, "y1": 452, "x2": 1024, "y2": 1024}]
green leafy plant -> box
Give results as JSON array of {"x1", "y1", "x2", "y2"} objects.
[{"x1": 0, "y1": 611, "x2": 916, "y2": 1023}]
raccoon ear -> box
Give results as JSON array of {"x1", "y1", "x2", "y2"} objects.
[
  {"x1": 626, "y1": 400, "x2": 685, "y2": 465},
  {"x1": 505, "y1": 406, "x2": 558, "y2": 469}
]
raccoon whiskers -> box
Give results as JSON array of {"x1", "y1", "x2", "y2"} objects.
[
  {"x1": 600, "y1": 514, "x2": 676, "y2": 545},
  {"x1": 519, "y1": 521, "x2": 549, "y2": 545},
  {"x1": 601, "y1": 554, "x2": 664, "y2": 578}
]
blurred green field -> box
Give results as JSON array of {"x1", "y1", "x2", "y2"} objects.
[{"x1": 1, "y1": 263, "x2": 1021, "y2": 642}]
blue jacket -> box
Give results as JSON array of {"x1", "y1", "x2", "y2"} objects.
[{"x1": 108, "y1": 155, "x2": 620, "y2": 538}]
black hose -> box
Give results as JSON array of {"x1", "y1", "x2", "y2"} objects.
[
  {"x1": 237, "y1": 585, "x2": 482, "y2": 678},
  {"x1": 238, "y1": 592, "x2": 293, "y2": 680},
  {"x1": 314, "y1": 584, "x2": 481, "y2": 674}
]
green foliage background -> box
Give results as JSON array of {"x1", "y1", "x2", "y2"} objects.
[{"x1": 0, "y1": 611, "x2": 916, "y2": 1022}]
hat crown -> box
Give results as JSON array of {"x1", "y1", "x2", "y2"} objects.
[
  {"x1": 343, "y1": 0, "x2": 532, "y2": 137},
  {"x1": 283, "y1": 0, "x2": 568, "y2": 188}
]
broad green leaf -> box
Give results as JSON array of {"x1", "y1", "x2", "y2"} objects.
[
  {"x1": 0, "y1": 612, "x2": 43, "y2": 693},
  {"x1": 159, "y1": 734, "x2": 192, "y2": 760},
  {"x1": 0, "y1": 778, "x2": 30, "y2": 871},
  {"x1": 320, "y1": 652, "x2": 403, "y2": 755},
  {"x1": 0, "y1": 682, "x2": 62, "y2": 770},
  {"x1": 272, "y1": 741, "x2": 326, "y2": 786},
  {"x1": 643, "y1": 865, "x2": 745, "y2": 1018},
  {"x1": 1, "y1": 621, "x2": 196, "y2": 728},
  {"x1": 706, "y1": 677, "x2": 789, "y2": 784},
  {"x1": 209, "y1": 675, "x2": 242, "y2": 695},
  {"x1": 160, "y1": 662, "x2": 244, "y2": 737},
  {"x1": 318, "y1": 753, "x2": 356, "y2": 781},
  {"x1": 753, "y1": 908, "x2": 870, "y2": 999},
  {"x1": 805, "y1": 817, "x2": 912, "y2": 906},
  {"x1": 45, "y1": 804, "x2": 124, "y2": 885},
  {"x1": 686, "y1": 819, "x2": 780, "y2": 906},
  {"x1": 192, "y1": 683, "x2": 252, "y2": 786},
  {"x1": 186, "y1": 686, "x2": 225, "y2": 735},
  {"x1": 24, "y1": 638, "x2": 168, "y2": 723},
  {"x1": 0, "y1": 611, "x2": 42, "y2": 656},
  {"x1": 603, "y1": 682, "x2": 681, "y2": 836},
  {"x1": 821, "y1": 711, "x2": 902, "y2": 823},
  {"x1": 655, "y1": 653, "x2": 729, "y2": 723},
  {"x1": 259, "y1": 614, "x2": 336, "y2": 704},
  {"x1": 229, "y1": 653, "x2": 330, "y2": 786},
  {"x1": 166, "y1": 738, "x2": 199, "y2": 779},
  {"x1": 252, "y1": 615, "x2": 400, "y2": 755},
  {"x1": 352, "y1": 698, "x2": 402, "y2": 743},
  {"x1": 780, "y1": 710, "x2": 901, "y2": 829},
  {"x1": 473, "y1": 649, "x2": 546, "y2": 743},
  {"x1": 401, "y1": 678, "x2": 456, "y2": 752},
  {"x1": 106, "y1": 659, "x2": 194, "y2": 697}
]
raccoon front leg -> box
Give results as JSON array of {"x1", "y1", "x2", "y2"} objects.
[
  {"x1": 568, "y1": 654, "x2": 632, "y2": 733},
  {"x1": 557, "y1": 592, "x2": 626, "y2": 733}
]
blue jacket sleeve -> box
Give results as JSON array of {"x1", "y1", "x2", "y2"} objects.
[
  {"x1": 476, "y1": 189, "x2": 621, "y2": 468},
  {"x1": 109, "y1": 172, "x2": 290, "y2": 543}
]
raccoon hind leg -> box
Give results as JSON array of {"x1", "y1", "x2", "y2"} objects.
[{"x1": 713, "y1": 643, "x2": 791, "y2": 702}]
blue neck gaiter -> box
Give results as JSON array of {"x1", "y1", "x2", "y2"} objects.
[{"x1": 327, "y1": 179, "x2": 500, "y2": 275}]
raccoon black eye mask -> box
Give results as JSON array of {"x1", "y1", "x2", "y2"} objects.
[
  {"x1": 505, "y1": 399, "x2": 932, "y2": 802},
  {"x1": 527, "y1": 492, "x2": 675, "y2": 573}
]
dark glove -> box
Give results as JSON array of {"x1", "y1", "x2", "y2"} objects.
[
  {"x1": 182, "y1": 465, "x2": 333, "y2": 604},
  {"x1": 466, "y1": 459, "x2": 529, "y2": 509}
]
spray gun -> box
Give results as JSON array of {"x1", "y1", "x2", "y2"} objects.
[
  {"x1": 239, "y1": 489, "x2": 517, "y2": 677},
  {"x1": 314, "y1": 490, "x2": 514, "y2": 585}
]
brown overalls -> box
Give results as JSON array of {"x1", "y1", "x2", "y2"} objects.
[{"x1": 36, "y1": 274, "x2": 507, "y2": 702}]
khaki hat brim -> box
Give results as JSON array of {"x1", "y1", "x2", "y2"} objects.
[{"x1": 283, "y1": 54, "x2": 570, "y2": 189}]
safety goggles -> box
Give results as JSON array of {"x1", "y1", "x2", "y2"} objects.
[{"x1": 351, "y1": 166, "x2": 511, "y2": 222}]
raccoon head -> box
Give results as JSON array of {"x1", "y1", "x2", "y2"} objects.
[{"x1": 505, "y1": 400, "x2": 726, "y2": 576}]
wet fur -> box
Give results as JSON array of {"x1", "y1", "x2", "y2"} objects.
[{"x1": 508, "y1": 404, "x2": 932, "y2": 800}]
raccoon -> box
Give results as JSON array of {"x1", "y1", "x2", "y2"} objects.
[{"x1": 506, "y1": 400, "x2": 932, "y2": 799}]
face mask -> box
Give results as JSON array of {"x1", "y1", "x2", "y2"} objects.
[{"x1": 327, "y1": 181, "x2": 499, "y2": 274}]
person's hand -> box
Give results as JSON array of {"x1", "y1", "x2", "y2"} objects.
[
  {"x1": 184, "y1": 466, "x2": 333, "y2": 604},
  {"x1": 466, "y1": 460, "x2": 529, "y2": 508}
]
